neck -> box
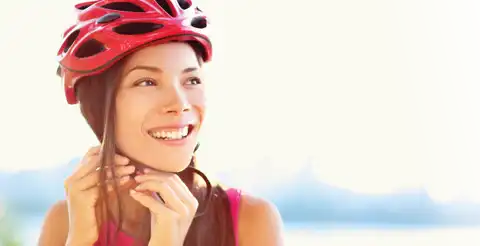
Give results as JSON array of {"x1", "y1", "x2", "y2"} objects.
[{"x1": 104, "y1": 183, "x2": 151, "y2": 239}]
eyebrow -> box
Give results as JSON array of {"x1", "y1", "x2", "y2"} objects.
[{"x1": 125, "y1": 65, "x2": 198, "y2": 76}]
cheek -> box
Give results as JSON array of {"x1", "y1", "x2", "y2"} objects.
[
  {"x1": 189, "y1": 91, "x2": 206, "y2": 121},
  {"x1": 115, "y1": 91, "x2": 151, "y2": 137}
]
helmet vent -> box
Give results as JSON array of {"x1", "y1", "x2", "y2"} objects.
[
  {"x1": 155, "y1": 0, "x2": 175, "y2": 17},
  {"x1": 191, "y1": 16, "x2": 207, "y2": 29},
  {"x1": 75, "y1": 2, "x2": 94, "y2": 10},
  {"x1": 102, "y1": 2, "x2": 145, "y2": 12},
  {"x1": 177, "y1": 0, "x2": 192, "y2": 10},
  {"x1": 97, "y1": 13, "x2": 121, "y2": 24},
  {"x1": 113, "y1": 22, "x2": 164, "y2": 35},
  {"x1": 75, "y1": 39, "x2": 106, "y2": 58},
  {"x1": 63, "y1": 30, "x2": 80, "y2": 53}
]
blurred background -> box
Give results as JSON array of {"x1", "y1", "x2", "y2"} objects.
[{"x1": 1, "y1": 0, "x2": 480, "y2": 245}]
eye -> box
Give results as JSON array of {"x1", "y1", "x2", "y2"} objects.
[
  {"x1": 185, "y1": 77, "x2": 202, "y2": 86},
  {"x1": 135, "y1": 79, "x2": 157, "y2": 87}
]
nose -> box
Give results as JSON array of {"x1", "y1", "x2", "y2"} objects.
[{"x1": 162, "y1": 84, "x2": 191, "y2": 115}]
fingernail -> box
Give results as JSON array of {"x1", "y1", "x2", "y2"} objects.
[
  {"x1": 120, "y1": 176, "x2": 130, "y2": 183},
  {"x1": 144, "y1": 168, "x2": 151, "y2": 173},
  {"x1": 126, "y1": 165, "x2": 135, "y2": 173}
]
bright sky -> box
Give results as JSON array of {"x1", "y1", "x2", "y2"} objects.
[{"x1": 0, "y1": 0, "x2": 479, "y2": 203}]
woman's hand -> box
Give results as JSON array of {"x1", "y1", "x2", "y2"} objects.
[
  {"x1": 63, "y1": 146, "x2": 134, "y2": 245},
  {"x1": 129, "y1": 168, "x2": 198, "y2": 246}
]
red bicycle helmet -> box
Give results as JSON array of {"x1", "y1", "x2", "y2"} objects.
[{"x1": 56, "y1": 0, "x2": 212, "y2": 104}]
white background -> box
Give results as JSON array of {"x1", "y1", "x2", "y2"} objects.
[{"x1": 0, "y1": 0, "x2": 479, "y2": 203}]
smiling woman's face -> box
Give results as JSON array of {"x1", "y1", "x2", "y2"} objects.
[{"x1": 115, "y1": 42, "x2": 205, "y2": 172}]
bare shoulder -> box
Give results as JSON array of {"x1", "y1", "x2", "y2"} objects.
[
  {"x1": 38, "y1": 200, "x2": 69, "y2": 246},
  {"x1": 238, "y1": 192, "x2": 284, "y2": 246}
]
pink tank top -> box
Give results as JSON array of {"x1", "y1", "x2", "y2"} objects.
[
  {"x1": 226, "y1": 188, "x2": 241, "y2": 246},
  {"x1": 94, "y1": 188, "x2": 241, "y2": 246}
]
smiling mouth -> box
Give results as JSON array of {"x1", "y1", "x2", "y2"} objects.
[{"x1": 147, "y1": 124, "x2": 195, "y2": 140}]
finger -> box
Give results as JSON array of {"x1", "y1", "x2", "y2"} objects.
[
  {"x1": 135, "y1": 171, "x2": 197, "y2": 211},
  {"x1": 98, "y1": 176, "x2": 133, "y2": 194},
  {"x1": 105, "y1": 176, "x2": 133, "y2": 192},
  {"x1": 82, "y1": 154, "x2": 129, "y2": 178},
  {"x1": 134, "y1": 169, "x2": 174, "y2": 181},
  {"x1": 94, "y1": 164, "x2": 136, "y2": 185},
  {"x1": 74, "y1": 165, "x2": 135, "y2": 191},
  {"x1": 170, "y1": 174, "x2": 195, "y2": 199},
  {"x1": 170, "y1": 175, "x2": 198, "y2": 210},
  {"x1": 129, "y1": 189, "x2": 172, "y2": 216},
  {"x1": 75, "y1": 172, "x2": 133, "y2": 192},
  {"x1": 69, "y1": 155, "x2": 101, "y2": 182},
  {"x1": 100, "y1": 164, "x2": 136, "y2": 180},
  {"x1": 141, "y1": 170, "x2": 196, "y2": 207},
  {"x1": 172, "y1": 174, "x2": 190, "y2": 192},
  {"x1": 133, "y1": 172, "x2": 172, "y2": 201},
  {"x1": 71, "y1": 146, "x2": 101, "y2": 173},
  {"x1": 135, "y1": 181, "x2": 189, "y2": 217},
  {"x1": 130, "y1": 189, "x2": 168, "y2": 214},
  {"x1": 86, "y1": 146, "x2": 102, "y2": 156},
  {"x1": 113, "y1": 154, "x2": 130, "y2": 165},
  {"x1": 72, "y1": 149, "x2": 128, "y2": 180},
  {"x1": 112, "y1": 164, "x2": 136, "y2": 178},
  {"x1": 95, "y1": 154, "x2": 130, "y2": 169}
]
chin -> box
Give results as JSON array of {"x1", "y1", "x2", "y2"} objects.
[{"x1": 145, "y1": 156, "x2": 193, "y2": 173}]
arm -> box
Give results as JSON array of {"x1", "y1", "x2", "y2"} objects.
[
  {"x1": 238, "y1": 194, "x2": 284, "y2": 246},
  {"x1": 38, "y1": 200, "x2": 69, "y2": 246}
]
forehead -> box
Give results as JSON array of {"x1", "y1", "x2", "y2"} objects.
[{"x1": 122, "y1": 42, "x2": 200, "y2": 73}]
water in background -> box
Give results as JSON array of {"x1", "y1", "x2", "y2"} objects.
[
  {"x1": 2, "y1": 163, "x2": 480, "y2": 245},
  {"x1": 13, "y1": 214, "x2": 480, "y2": 246}
]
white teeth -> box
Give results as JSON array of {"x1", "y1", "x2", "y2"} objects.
[{"x1": 149, "y1": 126, "x2": 191, "y2": 140}]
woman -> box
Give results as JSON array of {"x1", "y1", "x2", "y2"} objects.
[{"x1": 38, "y1": 0, "x2": 283, "y2": 245}]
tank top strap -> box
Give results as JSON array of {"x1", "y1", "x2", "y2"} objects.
[{"x1": 226, "y1": 188, "x2": 242, "y2": 246}]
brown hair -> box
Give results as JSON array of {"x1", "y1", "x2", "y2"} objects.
[{"x1": 74, "y1": 43, "x2": 235, "y2": 246}]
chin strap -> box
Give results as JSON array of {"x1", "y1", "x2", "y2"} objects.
[
  {"x1": 194, "y1": 142, "x2": 200, "y2": 152},
  {"x1": 120, "y1": 143, "x2": 212, "y2": 217},
  {"x1": 187, "y1": 165, "x2": 213, "y2": 218},
  {"x1": 189, "y1": 143, "x2": 213, "y2": 218}
]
